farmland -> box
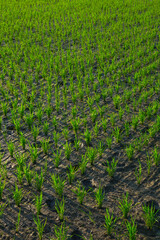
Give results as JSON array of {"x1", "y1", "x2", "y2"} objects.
[{"x1": 0, "y1": 0, "x2": 160, "y2": 239}]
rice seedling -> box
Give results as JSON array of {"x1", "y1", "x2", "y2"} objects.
[
  {"x1": 152, "y1": 147, "x2": 160, "y2": 166},
  {"x1": 31, "y1": 125, "x2": 39, "y2": 142},
  {"x1": 33, "y1": 191, "x2": 43, "y2": 215},
  {"x1": 15, "y1": 152, "x2": 26, "y2": 171},
  {"x1": 124, "y1": 121, "x2": 130, "y2": 137},
  {"x1": 33, "y1": 215, "x2": 47, "y2": 240},
  {"x1": 62, "y1": 127, "x2": 69, "y2": 141},
  {"x1": 36, "y1": 108, "x2": 43, "y2": 124},
  {"x1": 142, "y1": 202, "x2": 160, "y2": 230},
  {"x1": 113, "y1": 95, "x2": 121, "y2": 109},
  {"x1": 25, "y1": 113, "x2": 34, "y2": 130},
  {"x1": 55, "y1": 196, "x2": 65, "y2": 221},
  {"x1": 15, "y1": 207, "x2": 21, "y2": 232},
  {"x1": 86, "y1": 146, "x2": 97, "y2": 166},
  {"x1": 1, "y1": 102, "x2": 8, "y2": 117},
  {"x1": 52, "y1": 116, "x2": 57, "y2": 130},
  {"x1": 0, "y1": 202, "x2": 8, "y2": 218},
  {"x1": 64, "y1": 141, "x2": 72, "y2": 160},
  {"x1": 79, "y1": 154, "x2": 88, "y2": 175},
  {"x1": 52, "y1": 222, "x2": 69, "y2": 240},
  {"x1": 104, "y1": 208, "x2": 117, "y2": 235},
  {"x1": 53, "y1": 130, "x2": 60, "y2": 148},
  {"x1": 71, "y1": 117, "x2": 81, "y2": 135},
  {"x1": 12, "y1": 183, "x2": 23, "y2": 207},
  {"x1": 97, "y1": 141, "x2": 105, "y2": 158},
  {"x1": 0, "y1": 163, "x2": 7, "y2": 180},
  {"x1": 148, "y1": 124, "x2": 157, "y2": 138},
  {"x1": 113, "y1": 126, "x2": 122, "y2": 143},
  {"x1": 45, "y1": 104, "x2": 52, "y2": 118},
  {"x1": 126, "y1": 144, "x2": 134, "y2": 160},
  {"x1": 19, "y1": 132, "x2": 26, "y2": 150},
  {"x1": 16, "y1": 165, "x2": 24, "y2": 185},
  {"x1": 138, "y1": 109, "x2": 146, "y2": 124},
  {"x1": 7, "y1": 141, "x2": 15, "y2": 158},
  {"x1": 134, "y1": 161, "x2": 142, "y2": 185},
  {"x1": 101, "y1": 117, "x2": 108, "y2": 132},
  {"x1": 105, "y1": 157, "x2": 118, "y2": 178},
  {"x1": 106, "y1": 135, "x2": 113, "y2": 150},
  {"x1": 50, "y1": 173, "x2": 66, "y2": 198},
  {"x1": 125, "y1": 217, "x2": 137, "y2": 240},
  {"x1": 94, "y1": 182, "x2": 105, "y2": 209},
  {"x1": 131, "y1": 116, "x2": 139, "y2": 130},
  {"x1": 23, "y1": 163, "x2": 34, "y2": 186},
  {"x1": 74, "y1": 135, "x2": 80, "y2": 151},
  {"x1": 98, "y1": 105, "x2": 105, "y2": 119},
  {"x1": 93, "y1": 121, "x2": 99, "y2": 137},
  {"x1": 52, "y1": 149, "x2": 62, "y2": 168},
  {"x1": 43, "y1": 121, "x2": 49, "y2": 136},
  {"x1": 0, "y1": 177, "x2": 6, "y2": 200},
  {"x1": 29, "y1": 143, "x2": 38, "y2": 164},
  {"x1": 13, "y1": 119, "x2": 21, "y2": 135},
  {"x1": 84, "y1": 127, "x2": 92, "y2": 146},
  {"x1": 71, "y1": 105, "x2": 78, "y2": 119},
  {"x1": 40, "y1": 138, "x2": 50, "y2": 155},
  {"x1": 118, "y1": 192, "x2": 133, "y2": 219},
  {"x1": 67, "y1": 163, "x2": 77, "y2": 185},
  {"x1": 34, "y1": 168, "x2": 44, "y2": 192},
  {"x1": 71, "y1": 181, "x2": 87, "y2": 205}
]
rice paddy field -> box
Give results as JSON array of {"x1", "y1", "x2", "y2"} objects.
[{"x1": 0, "y1": 0, "x2": 160, "y2": 239}]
